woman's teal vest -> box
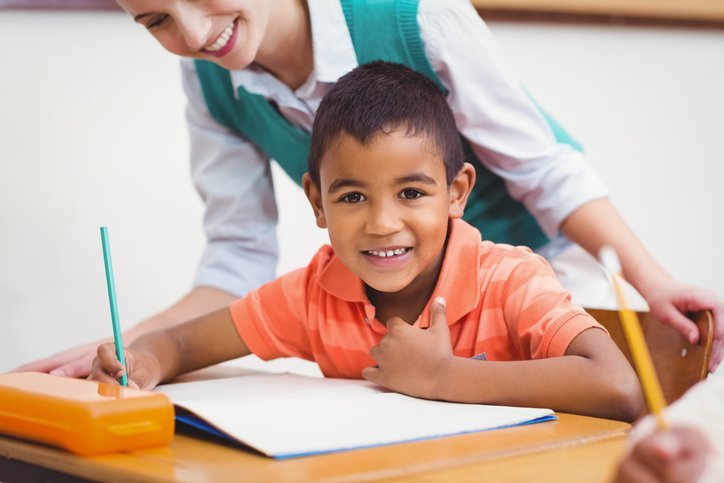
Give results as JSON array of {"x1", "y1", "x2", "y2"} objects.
[{"x1": 193, "y1": 0, "x2": 581, "y2": 250}]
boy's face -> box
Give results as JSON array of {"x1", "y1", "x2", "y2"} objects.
[{"x1": 304, "y1": 130, "x2": 471, "y2": 295}]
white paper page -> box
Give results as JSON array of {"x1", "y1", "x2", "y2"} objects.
[{"x1": 157, "y1": 374, "x2": 555, "y2": 458}]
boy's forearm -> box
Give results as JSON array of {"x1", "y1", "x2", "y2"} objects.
[
  {"x1": 129, "y1": 330, "x2": 184, "y2": 384},
  {"x1": 130, "y1": 306, "x2": 251, "y2": 384},
  {"x1": 126, "y1": 286, "x2": 237, "y2": 343},
  {"x1": 434, "y1": 356, "x2": 642, "y2": 422}
]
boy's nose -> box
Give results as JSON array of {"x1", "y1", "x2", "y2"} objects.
[{"x1": 365, "y1": 204, "x2": 403, "y2": 237}]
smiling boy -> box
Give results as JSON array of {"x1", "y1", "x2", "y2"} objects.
[{"x1": 91, "y1": 61, "x2": 643, "y2": 422}]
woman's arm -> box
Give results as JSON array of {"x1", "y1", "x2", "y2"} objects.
[
  {"x1": 419, "y1": 2, "x2": 723, "y2": 371},
  {"x1": 12, "y1": 286, "x2": 236, "y2": 378},
  {"x1": 561, "y1": 198, "x2": 724, "y2": 371}
]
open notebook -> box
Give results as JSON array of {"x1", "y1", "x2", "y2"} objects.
[{"x1": 156, "y1": 371, "x2": 556, "y2": 459}]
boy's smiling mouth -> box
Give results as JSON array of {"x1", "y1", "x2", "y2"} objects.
[
  {"x1": 365, "y1": 247, "x2": 411, "y2": 258},
  {"x1": 361, "y1": 247, "x2": 413, "y2": 269}
]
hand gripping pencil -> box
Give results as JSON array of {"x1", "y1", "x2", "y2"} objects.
[
  {"x1": 600, "y1": 246, "x2": 667, "y2": 430},
  {"x1": 100, "y1": 226, "x2": 128, "y2": 387}
]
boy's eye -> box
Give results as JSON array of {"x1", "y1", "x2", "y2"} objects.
[
  {"x1": 146, "y1": 14, "x2": 169, "y2": 29},
  {"x1": 340, "y1": 192, "x2": 366, "y2": 203},
  {"x1": 400, "y1": 189, "x2": 423, "y2": 200}
]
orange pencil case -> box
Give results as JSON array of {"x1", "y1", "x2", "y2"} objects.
[{"x1": 0, "y1": 372, "x2": 174, "y2": 456}]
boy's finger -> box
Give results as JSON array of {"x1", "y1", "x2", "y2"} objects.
[
  {"x1": 386, "y1": 317, "x2": 408, "y2": 332},
  {"x1": 97, "y1": 343, "x2": 125, "y2": 374},
  {"x1": 369, "y1": 344, "x2": 381, "y2": 363},
  {"x1": 361, "y1": 366, "x2": 381, "y2": 384},
  {"x1": 430, "y1": 296, "x2": 448, "y2": 331},
  {"x1": 89, "y1": 372, "x2": 119, "y2": 386},
  {"x1": 87, "y1": 360, "x2": 121, "y2": 386}
]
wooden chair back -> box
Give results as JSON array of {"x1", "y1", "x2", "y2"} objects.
[{"x1": 585, "y1": 308, "x2": 713, "y2": 404}]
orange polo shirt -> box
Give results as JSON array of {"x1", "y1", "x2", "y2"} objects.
[{"x1": 231, "y1": 219, "x2": 605, "y2": 378}]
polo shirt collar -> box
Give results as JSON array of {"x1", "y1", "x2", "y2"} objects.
[{"x1": 319, "y1": 219, "x2": 483, "y2": 327}]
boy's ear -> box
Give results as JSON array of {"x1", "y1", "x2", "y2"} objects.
[
  {"x1": 448, "y1": 163, "x2": 476, "y2": 219},
  {"x1": 302, "y1": 173, "x2": 328, "y2": 228}
]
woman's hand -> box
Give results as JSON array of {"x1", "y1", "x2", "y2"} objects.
[
  {"x1": 11, "y1": 339, "x2": 110, "y2": 378},
  {"x1": 641, "y1": 279, "x2": 724, "y2": 372}
]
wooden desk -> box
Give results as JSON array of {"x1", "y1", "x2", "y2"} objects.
[
  {"x1": 391, "y1": 437, "x2": 627, "y2": 483},
  {"x1": 0, "y1": 413, "x2": 628, "y2": 482}
]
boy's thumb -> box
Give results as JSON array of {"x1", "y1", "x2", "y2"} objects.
[{"x1": 431, "y1": 296, "x2": 448, "y2": 331}]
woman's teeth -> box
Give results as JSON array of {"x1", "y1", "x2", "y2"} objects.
[
  {"x1": 205, "y1": 22, "x2": 234, "y2": 52},
  {"x1": 366, "y1": 248, "x2": 409, "y2": 258}
]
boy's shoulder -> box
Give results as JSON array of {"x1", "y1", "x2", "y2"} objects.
[
  {"x1": 477, "y1": 240, "x2": 554, "y2": 279},
  {"x1": 443, "y1": 220, "x2": 557, "y2": 300},
  {"x1": 447, "y1": 219, "x2": 552, "y2": 277},
  {"x1": 479, "y1": 239, "x2": 546, "y2": 262}
]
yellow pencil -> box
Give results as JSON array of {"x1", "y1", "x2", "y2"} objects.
[{"x1": 600, "y1": 246, "x2": 668, "y2": 430}]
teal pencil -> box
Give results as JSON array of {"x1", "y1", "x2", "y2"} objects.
[{"x1": 100, "y1": 227, "x2": 128, "y2": 387}]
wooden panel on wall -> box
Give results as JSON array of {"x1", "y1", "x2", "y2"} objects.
[
  {"x1": 0, "y1": 0, "x2": 119, "y2": 9},
  {"x1": 3, "y1": 0, "x2": 723, "y2": 25},
  {"x1": 472, "y1": 0, "x2": 724, "y2": 24}
]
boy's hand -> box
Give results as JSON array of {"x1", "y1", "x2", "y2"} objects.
[
  {"x1": 642, "y1": 279, "x2": 724, "y2": 372},
  {"x1": 88, "y1": 343, "x2": 162, "y2": 391},
  {"x1": 362, "y1": 297, "x2": 454, "y2": 399},
  {"x1": 614, "y1": 427, "x2": 711, "y2": 483}
]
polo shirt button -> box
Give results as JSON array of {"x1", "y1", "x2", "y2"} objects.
[{"x1": 364, "y1": 316, "x2": 369, "y2": 323}]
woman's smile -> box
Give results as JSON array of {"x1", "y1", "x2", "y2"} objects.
[{"x1": 203, "y1": 18, "x2": 239, "y2": 57}]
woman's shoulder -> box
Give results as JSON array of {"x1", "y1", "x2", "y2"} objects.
[
  {"x1": 419, "y1": 0, "x2": 478, "y2": 17},
  {"x1": 418, "y1": 0, "x2": 486, "y2": 28}
]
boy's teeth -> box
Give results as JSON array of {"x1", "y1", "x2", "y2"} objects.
[
  {"x1": 367, "y1": 248, "x2": 408, "y2": 257},
  {"x1": 205, "y1": 22, "x2": 234, "y2": 52}
]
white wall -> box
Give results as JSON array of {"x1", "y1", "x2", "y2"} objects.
[{"x1": 1, "y1": 10, "x2": 722, "y2": 372}]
